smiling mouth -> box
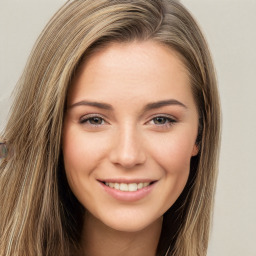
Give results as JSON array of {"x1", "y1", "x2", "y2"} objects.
[{"x1": 101, "y1": 181, "x2": 155, "y2": 192}]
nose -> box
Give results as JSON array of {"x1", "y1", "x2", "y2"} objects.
[{"x1": 109, "y1": 126, "x2": 146, "y2": 169}]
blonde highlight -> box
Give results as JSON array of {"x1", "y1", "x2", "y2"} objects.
[{"x1": 0, "y1": 1, "x2": 220, "y2": 255}]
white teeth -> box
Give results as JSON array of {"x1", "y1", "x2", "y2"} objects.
[
  {"x1": 104, "y1": 182, "x2": 151, "y2": 191},
  {"x1": 109, "y1": 183, "x2": 115, "y2": 188},
  {"x1": 120, "y1": 183, "x2": 128, "y2": 191},
  {"x1": 138, "y1": 183, "x2": 143, "y2": 189},
  {"x1": 128, "y1": 183, "x2": 138, "y2": 192},
  {"x1": 144, "y1": 182, "x2": 150, "y2": 187}
]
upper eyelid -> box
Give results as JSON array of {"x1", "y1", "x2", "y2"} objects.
[
  {"x1": 147, "y1": 114, "x2": 177, "y2": 122},
  {"x1": 80, "y1": 113, "x2": 106, "y2": 121}
]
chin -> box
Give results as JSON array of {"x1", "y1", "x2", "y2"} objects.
[{"x1": 99, "y1": 212, "x2": 162, "y2": 233}]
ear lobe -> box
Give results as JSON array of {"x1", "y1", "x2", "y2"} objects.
[{"x1": 191, "y1": 144, "x2": 199, "y2": 156}]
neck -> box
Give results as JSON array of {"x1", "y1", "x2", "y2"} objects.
[{"x1": 79, "y1": 212, "x2": 163, "y2": 256}]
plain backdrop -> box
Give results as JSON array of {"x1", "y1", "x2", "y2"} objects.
[{"x1": 1, "y1": 1, "x2": 256, "y2": 255}]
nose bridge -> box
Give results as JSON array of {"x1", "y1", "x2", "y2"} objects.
[{"x1": 109, "y1": 123, "x2": 146, "y2": 168}]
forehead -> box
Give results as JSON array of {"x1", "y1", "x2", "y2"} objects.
[
  {"x1": 76, "y1": 40, "x2": 188, "y2": 81},
  {"x1": 67, "y1": 40, "x2": 193, "y2": 108}
]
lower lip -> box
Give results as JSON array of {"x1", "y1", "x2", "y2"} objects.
[{"x1": 99, "y1": 182, "x2": 157, "y2": 202}]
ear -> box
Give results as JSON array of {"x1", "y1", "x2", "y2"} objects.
[
  {"x1": 191, "y1": 144, "x2": 199, "y2": 156},
  {"x1": 0, "y1": 142, "x2": 8, "y2": 159}
]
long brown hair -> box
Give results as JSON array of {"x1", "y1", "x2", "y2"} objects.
[{"x1": 0, "y1": 1, "x2": 220, "y2": 255}]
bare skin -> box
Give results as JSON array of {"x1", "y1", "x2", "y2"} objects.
[
  {"x1": 80, "y1": 212, "x2": 162, "y2": 256},
  {"x1": 63, "y1": 40, "x2": 199, "y2": 256}
]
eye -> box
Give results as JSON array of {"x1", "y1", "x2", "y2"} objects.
[
  {"x1": 80, "y1": 115, "x2": 105, "y2": 126},
  {"x1": 148, "y1": 115, "x2": 177, "y2": 127},
  {"x1": 153, "y1": 117, "x2": 170, "y2": 125}
]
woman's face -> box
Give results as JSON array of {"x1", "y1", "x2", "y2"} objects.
[{"x1": 63, "y1": 41, "x2": 199, "y2": 232}]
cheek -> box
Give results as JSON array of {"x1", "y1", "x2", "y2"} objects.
[
  {"x1": 148, "y1": 134, "x2": 195, "y2": 211},
  {"x1": 62, "y1": 126, "x2": 114, "y2": 204},
  {"x1": 62, "y1": 126, "x2": 106, "y2": 174},
  {"x1": 62, "y1": 133, "x2": 87, "y2": 175},
  {"x1": 62, "y1": 127, "x2": 96, "y2": 201},
  {"x1": 149, "y1": 133, "x2": 196, "y2": 174},
  {"x1": 62, "y1": 129, "x2": 85, "y2": 195},
  {"x1": 62, "y1": 126, "x2": 102, "y2": 206}
]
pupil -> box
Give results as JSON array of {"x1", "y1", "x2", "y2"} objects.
[
  {"x1": 91, "y1": 117, "x2": 102, "y2": 124},
  {"x1": 155, "y1": 117, "x2": 165, "y2": 124}
]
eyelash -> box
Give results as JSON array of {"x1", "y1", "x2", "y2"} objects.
[
  {"x1": 147, "y1": 115, "x2": 177, "y2": 128},
  {"x1": 79, "y1": 114, "x2": 106, "y2": 127},
  {"x1": 79, "y1": 114, "x2": 177, "y2": 128}
]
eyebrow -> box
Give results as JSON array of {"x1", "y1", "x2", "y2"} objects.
[
  {"x1": 143, "y1": 99, "x2": 187, "y2": 111},
  {"x1": 69, "y1": 100, "x2": 113, "y2": 110},
  {"x1": 68, "y1": 99, "x2": 187, "y2": 111}
]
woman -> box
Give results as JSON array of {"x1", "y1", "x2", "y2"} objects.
[{"x1": 0, "y1": 0, "x2": 220, "y2": 255}]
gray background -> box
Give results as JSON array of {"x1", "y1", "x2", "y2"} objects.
[{"x1": 1, "y1": 1, "x2": 256, "y2": 255}]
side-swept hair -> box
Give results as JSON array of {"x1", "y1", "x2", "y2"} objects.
[{"x1": 0, "y1": 1, "x2": 220, "y2": 255}]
